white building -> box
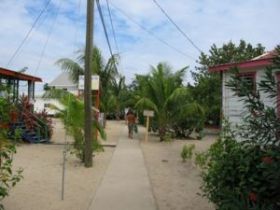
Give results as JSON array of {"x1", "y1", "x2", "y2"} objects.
[
  {"x1": 34, "y1": 72, "x2": 77, "y2": 115},
  {"x1": 48, "y1": 72, "x2": 78, "y2": 95},
  {"x1": 209, "y1": 51, "x2": 279, "y2": 125}
]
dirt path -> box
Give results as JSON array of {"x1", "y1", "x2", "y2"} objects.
[{"x1": 139, "y1": 126, "x2": 216, "y2": 210}]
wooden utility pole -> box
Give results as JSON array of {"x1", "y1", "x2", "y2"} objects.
[{"x1": 84, "y1": 0, "x2": 94, "y2": 167}]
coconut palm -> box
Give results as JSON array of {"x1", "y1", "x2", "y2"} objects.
[
  {"x1": 44, "y1": 89, "x2": 106, "y2": 162},
  {"x1": 133, "y1": 62, "x2": 205, "y2": 141},
  {"x1": 55, "y1": 47, "x2": 120, "y2": 114}
]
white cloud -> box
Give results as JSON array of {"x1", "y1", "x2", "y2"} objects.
[{"x1": 0, "y1": 0, "x2": 279, "y2": 89}]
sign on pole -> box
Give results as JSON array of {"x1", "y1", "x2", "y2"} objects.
[
  {"x1": 91, "y1": 75, "x2": 99, "y2": 90},
  {"x1": 143, "y1": 110, "x2": 154, "y2": 142},
  {"x1": 143, "y1": 110, "x2": 154, "y2": 117},
  {"x1": 79, "y1": 75, "x2": 100, "y2": 90}
]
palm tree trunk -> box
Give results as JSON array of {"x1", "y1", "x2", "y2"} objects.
[{"x1": 159, "y1": 126, "x2": 166, "y2": 141}]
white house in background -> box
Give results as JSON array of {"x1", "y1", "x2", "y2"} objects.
[
  {"x1": 208, "y1": 51, "x2": 279, "y2": 125},
  {"x1": 48, "y1": 72, "x2": 78, "y2": 95},
  {"x1": 34, "y1": 72, "x2": 77, "y2": 115}
]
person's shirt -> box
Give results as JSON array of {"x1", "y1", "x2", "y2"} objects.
[{"x1": 127, "y1": 113, "x2": 136, "y2": 124}]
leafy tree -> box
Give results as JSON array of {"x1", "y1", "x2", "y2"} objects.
[
  {"x1": 191, "y1": 40, "x2": 265, "y2": 125},
  {"x1": 133, "y1": 62, "x2": 205, "y2": 141}
]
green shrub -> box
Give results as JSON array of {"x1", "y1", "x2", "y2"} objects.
[
  {"x1": 0, "y1": 98, "x2": 23, "y2": 209},
  {"x1": 198, "y1": 132, "x2": 280, "y2": 210},
  {"x1": 181, "y1": 144, "x2": 195, "y2": 162},
  {"x1": 45, "y1": 90, "x2": 106, "y2": 162}
]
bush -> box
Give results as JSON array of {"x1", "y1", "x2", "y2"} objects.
[
  {"x1": 181, "y1": 144, "x2": 195, "y2": 162},
  {"x1": 0, "y1": 97, "x2": 23, "y2": 209},
  {"x1": 198, "y1": 133, "x2": 280, "y2": 210}
]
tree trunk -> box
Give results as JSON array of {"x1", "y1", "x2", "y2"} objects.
[{"x1": 159, "y1": 126, "x2": 166, "y2": 141}]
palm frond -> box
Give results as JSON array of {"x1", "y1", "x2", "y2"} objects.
[
  {"x1": 135, "y1": 97, "x2": 158, "y2": 113},
  {"x1": 93, "y1": 120, "x2": 106, "y2": 140},
  {"x1": 55, "y1": 58, "x2": 84, "y2": 83},
  {"x1": 165, "y1": 87, "x2": 190, "y2": 108},
  {"x1": 43, "y1": 88, "x2": 69, "y2": 99}
]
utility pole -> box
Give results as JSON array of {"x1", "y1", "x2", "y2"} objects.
[{"x1": 84, "y1": 0, "x2": 94, "y2": 167}]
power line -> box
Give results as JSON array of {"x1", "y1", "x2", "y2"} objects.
[
  {"x1": 35, "y1": 0, "x2": 62, "y2": 76},
  {"x1": 96, "y1": 0, "x2": 114, "y2": 57},
  {"x1": 6, "y1": 0, "x2": 53, "y2": 67},
  {"x1": 105, "y1": 0, "x2": 119, "y2": 53},
  {"x1": 152, "y1": 0, "x2": 202, "y2": 53},
  {"x1": 96, "y1": 0, "x2": 118, "y2": 69},
  {"x1": 109, "y1": 2, "x2": 195, "y2": 60}
]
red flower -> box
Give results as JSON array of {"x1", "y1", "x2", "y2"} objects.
[
  {"x1": 262, "y1": 156, "x2": 273, "y2": 164},
  {"x1": 248, "y1": 192, "x2": 257, "y2": 202}
]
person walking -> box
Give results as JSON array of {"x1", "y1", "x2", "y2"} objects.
[{"x1": 126, "y1": 109, "x2": 136, "y2": 139}]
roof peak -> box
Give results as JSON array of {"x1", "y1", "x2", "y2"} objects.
[{"x1": 251, "y1": 50, "x2": 278, "y2": 61}]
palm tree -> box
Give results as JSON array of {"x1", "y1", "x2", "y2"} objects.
[
  {"x1": 44, "y1": 89, "x2": 106, "y2": 162},
  {"x1": 55, "y1": 47, "x2": 121, "y2": 116},
  {"x1": 133, "y1": 62, "x2": 205, "y2": 141}
]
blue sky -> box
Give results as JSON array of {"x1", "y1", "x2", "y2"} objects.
[{"x1": 0, "y1": 0, "x2": 279, "y2": 92}]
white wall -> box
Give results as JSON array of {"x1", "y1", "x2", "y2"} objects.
[
  {"x1": 223, "y1": 68, "x2": 277, "y2": 126},
  {"x1": 34, "y1": 97, "x2": 64, "y2": 115}
]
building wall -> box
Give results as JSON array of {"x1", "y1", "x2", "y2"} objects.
[
  {"x1": 222, "y1": 67, "x2": 277, "y2": 126},
  {"x1": 34, "y1": 97, "x2": 64, "y2": 116}
]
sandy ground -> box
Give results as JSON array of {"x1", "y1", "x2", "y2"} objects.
[
  {"x1": 139, "y1": 127, "x2": 217, "y2": 210},
  {"x1": 3, "y1": 119, "x2": 122, "y2": 210},
  {"x1": 3, "y1": 120, "x2": 217, "y2": 210}
]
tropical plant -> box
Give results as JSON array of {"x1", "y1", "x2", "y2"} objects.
[
  {"x1": 0, "y1": 97, "x2": 23, "y2": 210},
  {"x1": 195, "y1": 46, "x2": 280, "y2": 210},
  {"x1": 191, "y1": 40, "x2": 265, "y2": 126},
  {"x1": 133, "y1": 62, "x2": 205, "y2": 141},
  {"x1": 44, "y1": 89, "x2": 106, "y2": 162},
  {"x1": 181, "y1": 144, "x2": 195, "y2": 162},
  {"x1": 56, "y1": 47, "x2": 125, "y2": 118}
]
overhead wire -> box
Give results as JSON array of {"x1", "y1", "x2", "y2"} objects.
[
  {"x1": 35, "y1": 0, "x2": 63, "y2": 76},
  {"x1": 105, "y1": 0, "x2": 119, "y2": 53},
  {"x1": 151, "y1": 0, "x2": 203, "y2": 54},
  {"x1": 108, "y1": 2, "x2": 195, "y2": 60},
  {"x1": 105, "y1": 0, "x2": 127, "y2": 76},
  {"x1": 96, "y1": 0, "x2": 118, "y2": 70},
  {"x1": 6, "y1": 0, "x2": 53, "y2": 67}
]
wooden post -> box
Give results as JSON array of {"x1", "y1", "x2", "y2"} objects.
[
  {"x1": 145, "y1": 116, "x2": 150, "y2": 142},
  {"x1": 84, "y1": 0, "x2": 94, "y2": 168},
  {"x1": 143, "y1": 110, "x2": 154, "y2": 142}
]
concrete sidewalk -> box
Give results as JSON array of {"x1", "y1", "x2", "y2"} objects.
[{"x1": 89, "y1": 126, "x2": 157, "y2": 210}]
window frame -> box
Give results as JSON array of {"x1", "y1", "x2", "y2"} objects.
[{"x1": 236, "y1": 72, "x2": 256, "y2": 97}]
